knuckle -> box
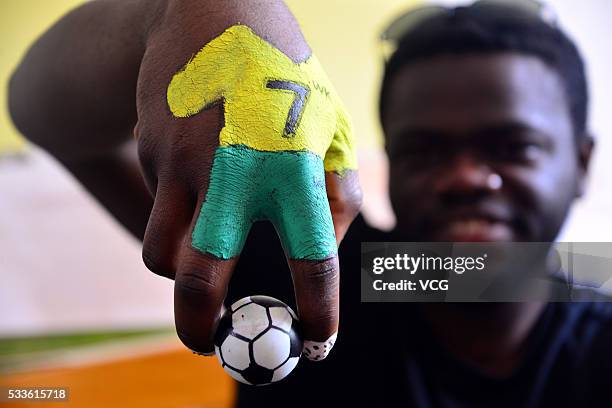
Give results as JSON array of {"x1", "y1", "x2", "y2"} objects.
[
  {"x1": 327, "y1": 172, "x2": 363, "y2": 218},
  {"x1": 175, "y1": 270, "x2": 219, "y2": 297},
  {"x1": 136, "y1": 134, "x2": 155, "y2": 165},
  {"x1": 136, "y1": 124, "x2": 162, "y2": 168},
  {"x1": 308, "y1": 260, "x2": 338, "y2": 280},
  {"x1": 348, "y1": 184, "x2": 364, "y2": 210},
  {"x1": 142, "y1": 248, "x2": 173, "y2": 279},
  {"x1": 331, "y1": 194, "x2": 362, "y2": 219},
  {"x1": 136, "y1": 133, "x2": 160, "y2": 193},
  {"x1": 142, "y1": 227, "x2": 176, "y2": 279},
  {"x1": 300, "y1": 258, "x2": 339, "y2": 289},
  {"x1": 344, "y1": 194, "x2": 363, "y2": 220}
]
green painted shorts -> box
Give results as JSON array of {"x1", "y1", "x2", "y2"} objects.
[{"x1": 192, "y1": 145, "x2": 337, "y2": 260}]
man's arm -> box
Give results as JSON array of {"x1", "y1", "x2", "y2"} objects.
[
  {"x1": 8, "y1": 0, "x2": 165, "y2": 239},
  {"x1": 8, "y1": 0, "x2": 164, "y2": 160},
  {"x1": 7, "y1": 0, "x2": 314, "y2": 240},
  {"x1": 61, "y1": 139, "x2": 153, "y2": 240}
]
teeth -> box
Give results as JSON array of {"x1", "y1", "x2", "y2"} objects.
[
  {"x1": 448, "y1": 219, "x2": 491, "y2": 234},
  {"x1": 445, "y1": 218, "x2": 513, "y2": 240}
]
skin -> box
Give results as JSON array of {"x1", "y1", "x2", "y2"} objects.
[
  {"x1": 9, "y1": 0, "x2": 361, "y2": 356},
  {"x1": 382, "y1": 53, "x2": 594, "y2": 376}
]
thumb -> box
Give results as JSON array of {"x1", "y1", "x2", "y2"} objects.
[{"x1": 325, "y1": 170, "x2": 362, "y2": 244}]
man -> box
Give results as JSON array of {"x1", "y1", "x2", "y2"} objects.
[
  {"x1": 212, "y1": 2, "x2": 612, "y2": 407},
  {"x1": 350, "y1": 2, "x2": 612, "y2": 407}
]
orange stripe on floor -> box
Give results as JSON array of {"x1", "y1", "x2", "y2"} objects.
[{"x1": 0, "y1": 347, "x2": 235, "y2": 408}]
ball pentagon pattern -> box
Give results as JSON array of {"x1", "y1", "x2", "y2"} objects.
[{"x1": 214, "y1": 295, "x2": 303, "y2": 386}]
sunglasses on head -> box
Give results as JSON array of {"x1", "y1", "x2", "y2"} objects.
[{"x1": 380, "y1": 0, "x2": 558, "y2": 62}]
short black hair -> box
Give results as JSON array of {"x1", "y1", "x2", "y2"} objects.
[{"x1": 379, "y1": 4, "x2": 589, "y2": 138}]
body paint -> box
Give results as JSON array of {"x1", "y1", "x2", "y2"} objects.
[
  {"x1": 303, "y1": 333, "x2": 337, "y2": 361},
  {"x1": 192, "y1": 145, "x2": 337, "y2": 261},
  {"x1": 167, "y1": 24, "x2": 357, "y2": 172},
  {"x1": 167, "y1": 24, "x2": 356, "y2": 260}
]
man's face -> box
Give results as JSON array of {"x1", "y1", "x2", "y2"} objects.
[{"x1": 383, "y1": 53, "x2": 590, "y2": 242}]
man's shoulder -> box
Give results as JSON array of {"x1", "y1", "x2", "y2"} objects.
[
  {"x1": 556, "y1": 301, "x2": 612, "y2": 403},
  {"x1": 556, "y1": 301, "x2": 612, "y2": 374},
  {"x1": 569, "y1": 300, "x2": 612, "y2": 342},
  {"x1": 554, "y1": 300, "x2": 612, "y2": 339}
]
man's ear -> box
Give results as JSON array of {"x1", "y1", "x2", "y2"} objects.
[{"x1": 576, "y1": 133, "x2": 595, "y2": 198}]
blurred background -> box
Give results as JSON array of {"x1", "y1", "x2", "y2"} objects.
[{"x1": 1, "y1": 0, "x2": 611, "y2": 407}]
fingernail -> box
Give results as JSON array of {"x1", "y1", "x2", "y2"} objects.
[
  {"x1": 303, "y1": 333, "x2": 337, "y2": 361},
  {"x1": 190, "y1": 348, "x2": 215, "y2": 357}
]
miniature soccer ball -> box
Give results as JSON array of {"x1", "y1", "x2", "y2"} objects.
[{"x1": 214, "y1": 295, "x2": 303, "y2": 386}]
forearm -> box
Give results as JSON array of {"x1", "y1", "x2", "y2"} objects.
[
  {"x1": 61, "y1": 139, "x2": 154, "y2": 241},
  {"x1": 8, "y1": 0, "x2": 163, "y2": 239},
  {"x1": 8, "y1": 0, "x2": 165, "y2": 161},
  {"x1": 8, "y1": 0, "x2": 309, "y2": 158}
]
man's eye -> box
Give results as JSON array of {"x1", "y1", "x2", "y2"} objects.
[
  {"x1": 493, "y1": 141, "x2": 542, "y2": 162},
  {"x1": 396, "y1": 145, "x2": 445, "y2": 166}
]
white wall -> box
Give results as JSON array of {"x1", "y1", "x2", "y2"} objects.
[{"x1": 0, "y1": 150, "x2": 175, "y2": 336}]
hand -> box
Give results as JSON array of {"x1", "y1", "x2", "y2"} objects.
[{"x1": 135, "y1": 20, "x2": 361, "y2": 360}]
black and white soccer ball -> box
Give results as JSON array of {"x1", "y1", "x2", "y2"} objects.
[{"x1": 214, "y1": 295, "x2": 303, "y2": 386}]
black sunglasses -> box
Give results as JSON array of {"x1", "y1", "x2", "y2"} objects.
[{"x1": 380, "y1": 0, "x2": 558, "y2": 61}]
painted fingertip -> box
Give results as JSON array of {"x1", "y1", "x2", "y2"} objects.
[{"x1": 303, "y1": 333, "x2": 337, "y2": 361}]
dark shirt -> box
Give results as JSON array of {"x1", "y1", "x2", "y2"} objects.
[{"x1": 229, "y1": 216, "x2": 612, "y2": 408}]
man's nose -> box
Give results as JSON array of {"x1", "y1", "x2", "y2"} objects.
[{"x1": 434, "y1": 153, "x2": 501, "y2": 197}]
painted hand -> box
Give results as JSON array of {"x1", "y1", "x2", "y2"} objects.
[{"x1": 136, "y1": 25, "x2": 361, "y2": 360}]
